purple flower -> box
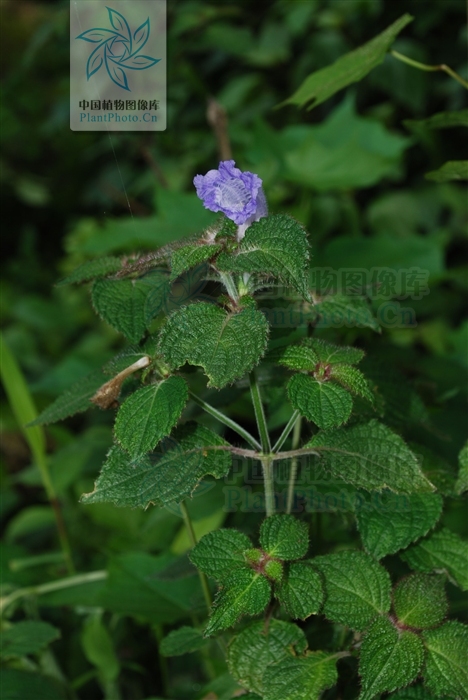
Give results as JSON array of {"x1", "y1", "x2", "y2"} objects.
[{"x1": 194, "y1": 160, "x2": 267, "y2": 238}]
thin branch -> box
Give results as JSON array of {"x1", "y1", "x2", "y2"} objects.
[
  {"x1": 391, "y1": 50, "x2": 468, "y2": 90},
  {"x1": 189, "y1": 391, "x2": 261, "y2": 451},
  {"x1": 272, "y1": 410, "x2": 301, "y2": 453}
]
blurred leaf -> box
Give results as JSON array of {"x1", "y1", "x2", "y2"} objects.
[
  {"x1": 5, "y1": 506, "x2": 55, "y2": 541},
  {"x1": 455, "y1": 440, "x2": 468, "y2": 495},
  {"x1": 81, "y1": 613, "x2": 120, "y2": 683},
  {"x1": 159, "y1": 626, "x2": 206, "y2": 656},
  {"x1": 0, "y1": 621, "x2": 60, "y2": 659},
  {"x1": 30, "y1": 370, "x2": 104, "y2": 425},
  {"x1": 0, "y1": 669, "x2": 66, "y2": 700},
  {"x1": 426, "y1": 161, "x2": 468, "y2": 182},
  {"x1": 404, "y1": 109, "x2": 468, "y2": 130},
  {"x1": 281, "y1": 14, "x2": 413, "y2": 109}
]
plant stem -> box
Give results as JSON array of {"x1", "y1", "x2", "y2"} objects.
[
  {"x1": 249, "y1": 372, "x2": 271, "y2": 453},
  {"x1": 286, "y1": 416, "x2": 302, "y2": 514},
  {"x1": 272, "y1": 409, "x2": 301, "y2": 453},
  {"x1": 391, "y1": 50, "x2": 468, "y2": 89},
  {"x1": 189, "y1": 391, "x2": 261, "y2": 451},
  {"x1": 179, "y1": 501, "x2": 212, "y2": 614},
  {"x1": 0, "y1": 570, "x2": 107, "y2": 615},
  {"x1": 218, "y1": 271, "x2": 239, "y2": 301},
  {"x1": 262, "y1": 456, "x2": 276, "y2": 518}
]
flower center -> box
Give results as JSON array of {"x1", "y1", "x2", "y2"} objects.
[{"x1": 215, "y1": 178, "x2": 250, "y2": 213}]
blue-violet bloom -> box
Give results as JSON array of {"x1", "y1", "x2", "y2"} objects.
[{"x1": 194, "y1": 160, "x2": 268, "y2": 240}]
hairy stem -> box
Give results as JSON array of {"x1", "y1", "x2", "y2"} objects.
[
  {"x1": 262, "y1": 456, "x2": 276, "y2": 518},
  {"x1": 249, "y1": 372, "x2": 271, "y2": 453},
  {"x1": 391, "y1": 50, "x2": 468, "y2": 89},
  {"x1": 272, "y1": 409, "x2": 301, "y2": 453},
  {"x1": 286, "y1": 416, "x2": 302, "y2": 514},
  {"x1": 179, "y1": 501, "x2": 212, "y2": 614},
  {"x1": 218, "y1": 271, "x2": 239, "y2": 301},
  {"x1": 189, "y1": 391, "x2": 261, "y2": 451}
]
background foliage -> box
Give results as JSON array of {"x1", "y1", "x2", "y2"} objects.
[{"x1": 1, "y1": 1, "x2": 467, "y2": 699}]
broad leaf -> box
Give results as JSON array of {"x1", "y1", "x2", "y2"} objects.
[
  {"x1": 359, "y1": 616, "x2": 424, "y2": 700},
  {"x1": 330, "y1": 365, "x2": 375, "y2": 404},
  {"x1": 81, "y1": 614, "x2": 119, "y2": 683},
  {"x1": 81, "y1": 424, "x2": 230, "y2": 508},
  {"x1": 275, "y1": 562, "x2": 324, "y2": 620},
  {"x1": 455, "y1": 440, "x2": 468, "y2": 495},
  {"x1": 227, "y1": 620, "x2": 307, "y2": 695},
  {"x1": 263, "y1": 652, "x2": 338, "y2": 700},
  {"x1": 281, "y1": 14, "x2": 413, "y2": 109},
  {"x1": 303, "y1": 338, "x2": 365, "y2": 365},
  {"x1": 114, "y1": 377, "x2": 188, "y2": 457},
  {"x1": 159, "y1": 302, "x2": 269, "y2": 388},
  {"x1": 386, "y1": 686, "x2": 447, "y2": 700},
  {"x1": 159, "y1": 627, "x2": 206, "y2": 656},
  {"x1": 0, "y1": 621, "x2": 60, "y2": 658},
  {"x1": 393, "y1": 574, "x2": 447, "y2": 629},
  {"x1": 29, "y1": 370, "x2": 104, "y2": 425},
  {"x1": 400, "y1": 528, "x2": 468, "y2": 591},
  {"x1": 0, "y1": 669, "x2": 65, "y2": 700},
  {"x1": 422, "y1": 621, "x2": 468, "y2": 698},
  {"x1": 170, "y1": 243, "x2": 221, "y2": 280},
  {"x1": 288, "y1": 374, "x2": 353, "y2": 429},
  {"x1": 217, "y1": 214, "x2": 310, "y2": 299},
  {"x1": 356, "y1": 492, "x2": 443, "y2": 560},
  {"x1": 271, "y1": 344, "x2": 318, "y2": 371},
  {"x1": 308, "y1": 420, "x2": 434, "y2": 493},
  {"x1": 425, "y1": 161, "x2": 468, "y2": 182},
  {"x1": 190, "y1": 528, "x2": 252, "y2": 582},
  {"x1": 259, "y1": 514, "x2": 309, "y2": 561},
  {"x1": 404, "y1": 109, "x2": 468, "y2": 131},
  {"x1": 205, "y1": 569, "x2": 271, "y2": 636},
  {"x1": 56, "y1": 256, "x2": 122, "y2": 286},
  {"x1": 311, "y1": 294, "x2": 380, "y2": 332},
  {"x1": 314, "y1": 550, "x2": 391, "y2": 630}
]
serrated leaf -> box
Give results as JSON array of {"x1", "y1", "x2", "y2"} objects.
[
  {"x1": 303, "y1": 338, "x2": 365, "y2": 365},
  {"x1": 281, "y1": 14, "x2": 413, "y2": 109},
  {"x1": 56, "y1": 257, "x2": 122, "y2": 286},
  {"x1": 263, "y1": 652, "x2": 338, "y2": 700},
  {"x1": 312, "y1": 294, "x2": 381, "y2": 332},
  {"x1": 170, "y1": 244, "x2": 221, "y2": 280},
  {"x1": 404, "y1": 109, "x2": 468, "y2": 131},
  {"x1": 189, "y1": 528, "x2": 252, "y2": 582},
  {"x1": 455, "y1": 440, "x2": 468, "y2": 495},
  {"x1": 260, "y1": 514, "x2": 309, "y2": 561},
  {"x1": 422, "y1": 621, "x2": 468, "y2": 698},
  {"x1": 330, "y1": 365, "x2": 375, "y2": 404},
  {"x1": 359, "y1": 616, "x2": 425, "y2": 700},
  {"x1": 0, "y1": 621, "x2": 60, "y2": 658},
  {"x1": 275, "y1": 562, "x2": 324, "y2": 620},
  {"x1": 29, "y1": 369, "x2": 104, "y2": 425},
  {"x1": 271, "y1": 344, "x2": 318, "y2": 371},
  {"x1": 425, "y1": 161, "x2": 468, "y2": 182},
  {"x1": 393, "y1": 574, "x2": 447, "y2": 630},
  {"x1": 159, "y1": 302, "x2": 269, "y2": 388},
  {"x1": 308, "y1": 420, "x2": 434, "y2": 493},
  {"x1": 288, "y1": 374, "x2": 353, "y2": 429},
  {"x1": 204, "y1": 569, "x2": 271, "y2": 636},
  {"x1": 400, "y1": 528, "x2": 468, "y2": 591},
  {"x1": 102, "y1": 345, "x2": 148, "y2": 375},
  {"x1": 387, "y1": 685, "x2": 447, "y2": 700},
  {"x1": 114, "y1": 377, "x2": 188, "y2": 457},
  {"x1": 81, "y1": 424, "x2": 230, "y2": 508},
  {"x1": 356, "y1": 492, "x2": 443, "y2": 560},
  {"x1": 227, "y1": 620, "x2": 307, "y2": 695},
  {"x1": 217, "y1": 214, "x2": 310, "y2": 299},
  {"x1": 159, "y1": 626, "x2": 206, "y2": 656},
  {"x1": 314, "y1": 550, "x2": 391, "y2": 630}
]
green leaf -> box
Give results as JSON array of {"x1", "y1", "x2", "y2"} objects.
[
  {"x1": 307, "y1": 420, "x2": 434, "y2": 493},
  {"x1": 217, "y1": 214, "x2": 310, "y2": 299},
  {"x1": 330, "y1": 365, "x2": 375, "y2": 404},
  {"x1": 204, "y1": 569, "x2": 271, "y2": 636},
  {"x1": 275, "y1": 562, "x2": 324, "y2": 620},
  {"x1": 114, "y1": 377, "x2": 188, "y2": 457},
  {"x1": 359, "y1": 616, "x2": 425, "y2": 700},
  {"x1": 404, "y1": 109, "x2": 468, "y2": 131},
  {"x1": 81, "y1": 424, "x2": 231, "y2": 508},
  {"x1": 271, "y1": 344, "x2": 318, "y2": 371},
  {"x1": 356, "y1": 492, "x2": 443, "y2": 560},
  {"x1": 227, "y1": 619, "x2": 307, "y2": 695},
  {"x1": 393, "y1": 574, "x2": 447, "y2": 629},
  {"x1": 425, "y1": 161, "x2": 468, "y2": 183},
  {"x1": 0, "y1": 669, "x2": 66, "y2": 700},
  {"x1": 312, "y1": 294, "x2": 381, "y2": 332},
  {"x1": 81, "y1": 613, "x2": 120, "y2": 683},
  {"x1": 56, "y1": 256, "x2": 122, "y2": 286},
  {"x1": 314, "y1": 550, "x2": 391, "y2": 630},
  {"x1": 159, "y1": 626, "x2": 206, "y2": 656},
  {"x1": 455, "y1": 440, "x2": 468, "y2": 495},
  {"x1": 281, "y1": 14, "x2": 413, "y2": 109},
  {"x1": 422, "y1": 621, "x2": 468, "y2": 698},
  {"x1": 0, "y1": 621, "x2": 60, "y2": 658},
  {"x1": 303, "y1": 338, "x2": 365, "y2": 365},
  {"x1": 159, "y1": 302, "x2": 269, "y2": 388},
  {"x1": 170, "y1": 244, "x2": 221, "y2": 281},
  {"x1": 387, "y1": 685, "x2": 447, "y2": 700},
  {"x1": 263, "y1": 652, "x2": 338, "y2": 700},
  {"x1": 190, "y1": 528, "x2": 252, "y2": 582},
  {"x1": 400, "y1": 528, "x2": 468, "y2": 591},
  {"x1": 287, "y1": 374, "x2": 353, "y2": 429},
  {"x1": 29, "y1": 369, "x2": 104, "y2": 425},
  {"x1": 260, "y1": 514, "x2": 309, "y2": 560}
]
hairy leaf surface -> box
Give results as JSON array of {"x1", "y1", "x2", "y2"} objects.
[
  {"x1": 393, "y1": 574, "x2": 447, "y2": 629},
  {"x1": 204, "y1": 569, "x2": 271, "y2": 636},
  {"x1": 275, "y1": 562, "x2": 324, "y2": 620},
  {"x1": 263, "y1": 652, "x2": 338, "y2": 700},
  {"x1": 259, "y1": 514, "x2": 309, "y2": 561},
  {"x1": 401, "y1": 528, "x2": 468, "y2": 591},
  {"x1": 189, "y1": 528, "x2": 252, "y2": 582},
  {"x1": 288, "y1": 374, "x2": 353, "y2": 428},
  {"x1": 422, "y1": 621, "x2": 468, "y2": 698}
]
